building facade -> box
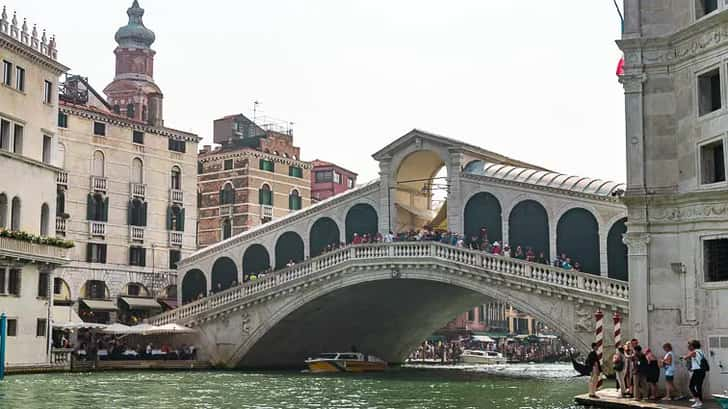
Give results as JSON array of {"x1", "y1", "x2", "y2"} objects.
[
  {"x1": 0, "y1": 6, "x2": 71, "y2": 365},
  {"x1": 53, "y1": 1, "x2": 198, "y2": 325},
  {"x1": 311, "y1": 159, "x2": 357, "y2": 202},
  {"x1": 619, "y1": 0, "x2": 728, "y2": 393},
  {"x1": 444, "y1": 303, "x2": 540, "y2": 337},
  {"x1": 197, "y1": 114, "x2": 311, "y2": 250}
]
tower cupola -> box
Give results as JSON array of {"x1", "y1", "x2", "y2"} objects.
[{"x1": 114, "y1": 0, "x2": 155, "y2": 49}]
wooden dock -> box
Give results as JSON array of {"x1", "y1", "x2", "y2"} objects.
[{"x1": 575, "y1": 389, "x2": 720, "y2": 408}]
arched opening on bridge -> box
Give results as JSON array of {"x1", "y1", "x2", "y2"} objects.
[
  {"x1": 211, "y1": 257, "x2": 238, "y2": 293},
  {"x1": 182, "y1": 269, "x2": 207, "y2": 304},
  {"x1": 557, "y1": 208, "x2": 600, "y2": 274},
  {"x1": 508, "y1": 200, "x2": 549, "y2": 259},
  {"x1": 463, "y1": 192, "x2": 502, "y2": 244},
  {"x1": 309, "y1": 217, "x2": 340, "y2": 257},
  {"x1": 275, "y1": 231, "x2": 305, "y2": 269},
  {"x1": 243, "y1": 244, "x2": 271, "y2": 276},
  {"x1": 345, "y1": 203, "x2": 379, "y2": 243},
  {"x1": 607, "y1": 218, "x2": 628, "y2": 281},
  {"x1": 393, "y1": 150, "x2": 447, "y2": 233}
]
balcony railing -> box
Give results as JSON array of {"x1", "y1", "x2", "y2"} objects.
[
  {"x1": 260, "y1": 204, "x2": 273, "y2": 220},
  {"x1": 90, "y1": 176, "x2": 108, "y2": 193},
  {"x1": 130, "y1": 183, "x2": 146, "y2": 199},
  {"x1": 56, "y1": 217, "x2": 66, "y2": 234},
  {"x1": 88, "y1": 221, "x2": 106, "y2": 237},
  {"x1": 169, "y1": 189, "x2": 183, "y2": 204},
  {"x1": 220, "y1": 204, "x2": 233, "y2": 216},
  {"x1": 0, "y1": 236, "x2": 70, "y2": 262},
  {"x1": 129, "y1": 226, "x2": 144, "y2": 242},
  {"x1": 169, "y1": 231, "x2": 183, "y2": 247},
  {"x1": 56, "y1": 171, "x2": 68, "y2": 186}
]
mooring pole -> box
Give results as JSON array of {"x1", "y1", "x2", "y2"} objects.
[{"x1": 0, "y1": 312, "x2": 7, "y2": 380}]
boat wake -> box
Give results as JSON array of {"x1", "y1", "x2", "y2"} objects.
[{"x1": 402, "y1": 363, "x2": 578, "y2": 379}]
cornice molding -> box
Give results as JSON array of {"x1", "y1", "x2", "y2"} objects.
[
  {"x1": 0, "y1": 33, "x2": 69, "y2": 74},
  {"x1": 199, "y1": 149, "x2": 312, "y2": 169}
]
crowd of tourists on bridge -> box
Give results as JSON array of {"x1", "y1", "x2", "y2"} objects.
[{"x1": 585, "y1": 338, "x2": 708, "y2": 408}]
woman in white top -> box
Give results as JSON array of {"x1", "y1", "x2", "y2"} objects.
[{"x1": 683, "y1": 339, "x2": 706, "y2": 409}]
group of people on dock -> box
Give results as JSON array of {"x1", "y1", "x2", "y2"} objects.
[{"x1": 587, "y1": 338, "x2": 708, "y2": 408}]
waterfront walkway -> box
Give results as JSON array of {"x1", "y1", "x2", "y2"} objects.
[{"x1": 575, "y1": 389, "x2": 720, "y2": 409}]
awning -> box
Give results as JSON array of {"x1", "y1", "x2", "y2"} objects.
[
  {"x1": 119, "y1": 297, "x2": 162, "y2": 310},
  {"x1": 80, "y1": 298, "x2": 118, "y2": 312},
  {"x1": 52, "y1": 305, "x2": 82, "y2": 325},
  {"x1": 158, "y1": 298, "x2": 178, "y2": 310},
  {"x1": 472, "y1": 335, "x2": 496, "y2": 343}
]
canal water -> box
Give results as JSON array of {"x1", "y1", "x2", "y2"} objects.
[{"x1": 0, "y1": 364, "x2": 587, "y2": 409}]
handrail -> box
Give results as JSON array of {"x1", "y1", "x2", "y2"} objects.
[{"x1": 150, "y1": 242, "x2": 629, "y2": 326}]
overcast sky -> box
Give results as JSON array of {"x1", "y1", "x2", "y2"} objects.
[{"x1": 9, "y1": 0, "x2": 626, "y2": 183}]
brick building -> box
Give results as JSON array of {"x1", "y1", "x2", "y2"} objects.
[
  {"x1": 310, "y1": 159, "x2": 357, "y2": 202},
  {"x1": 197, "y1": 114, "x2": 312, "y2": 248}
]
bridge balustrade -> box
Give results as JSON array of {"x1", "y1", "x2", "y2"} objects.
[{"x1": 150, "y1": 242, "x2": 629, "y2": 326}]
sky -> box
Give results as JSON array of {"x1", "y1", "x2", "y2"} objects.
[{"x1": 8, "y1": 0, "x2": 627, "y2": 183}]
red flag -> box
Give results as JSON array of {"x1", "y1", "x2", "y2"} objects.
[{"x1": 616, "y1": 56, "x2": 625, "y2": 76}]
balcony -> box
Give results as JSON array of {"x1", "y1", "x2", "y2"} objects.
[
  {"x1": 130, "y1": 183, "x2": 146, "y2": 199},
  {"x1": 56, "y1": 217, "x2": 66, "y2": 235},
  {"x1": 88, "y1": 221, "x2": 106, "y2": 237},
  {"x1": 260, "y1": 204, "x2": 273, "y2": 223},
  {"x1": 169, "y1": 231, "x2": 183, "y2": 247},
  {"x1": 169, "y1": 189, "x2": 183, "y2": 204},
  {"x1": 129, "y1": 225, "x2": 144, "y2": 242},
  {"x1": 90, "y1": 176, "x2": 108, "y2": 193},
  {"x1": 0, "y1": 236, "x2": 70, "y2": 263},
  {"x1": 220, "y1": 204, "x2": 233, "y2": 217},
  {"x1": 56, "y1": 171, "x2": 68, "y2": 187}
]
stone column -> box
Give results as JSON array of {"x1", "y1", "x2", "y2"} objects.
[
  {"x1": 378, "y1": 157, "x2": 393, "y2": 233},
  {"x1": 446, "y1": 150, "x2": 464, "y2": 234},
  {"x1": 599, "y1": 225, "x2": 609, "y2": 277},
  {"x1": 623, "y1": 231, "x2": 650, "y2": 347}
]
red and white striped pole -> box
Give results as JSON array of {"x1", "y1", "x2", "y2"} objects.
[
  {"x1": 595, "y1": 309, "x2": 604, "y2": 389},
  {"x1": 613, "y1": 312, "x2": 622, "y2": 351}
]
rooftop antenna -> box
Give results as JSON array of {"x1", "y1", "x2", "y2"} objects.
[{"x1": 253, "y1": 100, "x2": 260, "y2": 123}]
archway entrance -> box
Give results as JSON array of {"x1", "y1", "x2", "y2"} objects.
[
  {"x1": 463, "y1": 192, "x2": 502, "y2": 245},
  {"x1": 243, "y1": 244, "x2": 271, "y2": 277},
  {"x1": 392, "y1": 150, "x2": 447, "y2": 233},
  {"x1": 508, "y1": 200, "x2": 550, "y2": 259},
  {"x1": 309, "y1": 217, "x2": 340, "y2": 257},
  {"x1": 182, "y1": 269, "x2": 207, "y2": 304},
  {"x1": 345, "y1": 204, "x2": 379, "y2": 243},
  {"x1": 557, "y1": 208, "x2": 600, "y2": 274},
  {"x1": 211, "y1": 257, "x2": 237, "y2": 293},
  {"x1": 275, "y1": 232, "x2": 305, "y2": 269},
  {"x1": 607, "y1": 218, "x2": 628, "y2": 280}
]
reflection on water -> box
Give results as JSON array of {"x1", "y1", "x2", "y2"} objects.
[{"x1": 0, "y1": 364, "x2": 586, "y2": 409}]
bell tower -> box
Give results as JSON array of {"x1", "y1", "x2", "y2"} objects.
[{"x1": 103, "y1": 0, "x2": 164, "y2": 126}]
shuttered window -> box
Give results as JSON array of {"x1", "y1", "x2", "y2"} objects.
[
  {"x1": 288, "y1": 166, "x2": 303, "y2": 178},
  {"x1": 259, "y1": 159, "x2": 275, "y2": 172}
]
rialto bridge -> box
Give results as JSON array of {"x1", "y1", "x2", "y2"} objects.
[{"x1": 155, "y1": 130, "x2": 633, "y2": 368}]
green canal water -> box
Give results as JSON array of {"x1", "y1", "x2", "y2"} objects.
[{"x1": 0, "y1": 364, "x2": 587, "y2": 409}]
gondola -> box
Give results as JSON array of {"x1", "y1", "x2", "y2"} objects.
[{"x1": 570, "y1": 351, "x2": 591, "y2": 377}]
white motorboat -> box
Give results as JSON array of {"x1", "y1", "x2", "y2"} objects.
[{"x1": 460, "y1": 349, "x2": 506, "y2": 364}]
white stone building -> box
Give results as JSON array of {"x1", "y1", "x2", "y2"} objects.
[
  {"x1": 0, "y1": 6, "x2": 71, "y2": 365},
  {"x1": 619, "y1": 0, "x2": 728, "y2": 394}
]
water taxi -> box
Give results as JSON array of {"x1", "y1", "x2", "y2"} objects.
[
  {"x1": 459, "y1": 349, "x2": 507, "y2": 365},
  {"x1": 714, "y1": 394, "x2": 728, "y2": 409},
  {"x1": 305, "y1": 352, "x2": 387, "y2": 373}
]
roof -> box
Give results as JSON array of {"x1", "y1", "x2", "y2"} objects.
[
  {"x1": 311, "y1": 159, "x2": 358, "y2": 176},
  {"x1": 464, "y1": 160, "x2": 625, "y2": 198}
]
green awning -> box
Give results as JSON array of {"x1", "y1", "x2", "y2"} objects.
[
  {"x1": 119, "y1": 297, "x2": 162, "y2": 310},
  {"x1": 80, "y1": 298, "x2": 118, "y2": 312}
]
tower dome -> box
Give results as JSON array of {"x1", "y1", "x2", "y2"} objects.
[{"x1": 114, "y1": 0, "x2": 155, "y2": 48}]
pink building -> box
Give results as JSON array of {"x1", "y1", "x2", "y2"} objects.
[{"x1": 310, "y1": 159, "x2": 358, "y2": 202}]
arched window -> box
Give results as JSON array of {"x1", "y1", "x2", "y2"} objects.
[
  {"x1": 220, "y1": 183, "x2": 235, "y2": 205},
  {"x1": 57, "y1": 143, "x2": 66, "y2": 169},
  {"x1": 87, "y1": 193, "x2": 107, "y2": 222},
  {"x1": 56, "y1": 189, "x2": 65, "y2": 216},
  {"x1": 126, "y1": 103, "x2": 135, "y2": 118},
  {"x1": 92, "y1": 150, "x2": 105, "y2": 177},
  {"x1": 131, "y1": 158, "x2": 143, "y2": 184},
  {"x1": 288, "y1": 189, "x2": 302, "y2": 210},
  {"x1": 128, "y1": 198, "x2": 147, "y2": 226},
  {"x1": 168, "y1": 205, "x2": 185, "y2": 232},
  {"x1": 171, "y1": 166, "x2": 182, "y2": 190},
  {"x1": 0, "y1": 193, "x2": 7, "y2": 228},
  {"x1": 40, "y1": 203, "x2": 49, "y2": 236},
  {"x1": 259, "y1": 184, "x2": 273, "y2": 206},
  {"x1": 221, "y1": 218, "x2": 232, "y2": 240},
  {"x1": 10, "y1": 196, "x2": 20, "y2": 230}
]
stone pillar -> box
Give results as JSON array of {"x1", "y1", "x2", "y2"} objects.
[
  {"x1": 378, "y1": 157, "x2": 393, "y2": 233},
  {"x1": 446, "y1": 151, "x2": 464, "y2": 234},
  {"x1": 620, "y1": 59, "x2": 647, "y2": 195},
  {"x1": 599, "y1": 225, "x2": 609, "y2": 277},
  {"x1": 549, "y1": 219, "x2": 557, "y2": 261},
  {"x1": 623, "y1": 231, "x2": 650, "y2": 347},
  {"x1": 527, "y1": 317, "x2": 533, "y2": 335}
]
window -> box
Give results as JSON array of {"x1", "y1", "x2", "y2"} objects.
[
  {"x1": 259, "y1": 184, "x2": 273, "y2": 206},
  {"x1": 129, "y1": 247, "x2": 146, "y2": 267},
  {"x1": 221, "y1": 218, "x2": 232, "y2": 240},
  {"x1": 86, "y1": 193, "x2": 108, "y2": 222},
  {"x1": 289, "y1": 190, "x2": 302, "y2": 210},
  {"x1": 15, "y1": 66, "x2": 24, "y2": 91},
  {"x1": 93, "y1": 122, "x2": 106, "y2": 136},
  {"x1": 131, "y1": 158, "x2": 143, "y2": 184},
  {"x1": 36, "y1": 318, "x2": 47, "y2": 337},
  {"x1": 128, "y1": 199, "x2": 147, "y2": 226},
  {"x1": 2, "y1": 60, "x2": 11, "y2": 86},
  {"x1": 133, "y1": 130, "x2": 144, "y2": 144},
  {"x1": 197, "y1": 162, "x2": 203, "y2": 174},
  {"x1": 126, "y1": 103, "x2": 135, "y2": 118},
  {"x1": 700, "y1": 139, "x2": 726, "y2": 184},
  {"x1": 333, "y1": 171, "x2": 342, "y2": 184},
  {"x1": 0, "y1": 194, "x2": 6, "y2": 228},
  {"x1": 40, "y1": 203, "x2": 49, "y2": 236},
  {"x1": 38, "y1": 272, "x2": 49, "y2": 298},
  {"x1": 259, "y1": 159, "x2": 275, "y2": 172},
  {"x1": 58, "y1": 112, "x2": 68, "y2": 128},
  {"x1": 6, "y1": 319, "x2": 16, "y2": 337},
  {"x1": 42, "y1": 135, "x2": 52, "y2": 164},
  {"x1": 224, "y1": 159, "x2": 233, "y2": 170},
  {"x1": 127, "y1": 283, "x2": 141, "y2": 296},
  {"x1": 113, "y1": 105, "x2": 120, "y2": 114},
  {"x1": 315, "y1": 170, "x2": 333, "y2": 183},
  {"x1": 705, "y1": 238, "x2": 728, "y2": 282},
  {"x1": 347, "y1": 178, "x2": 355, "y2": 189},
  {"x1": 43, "y1": 80, "x2": 52, "y2": 104},
  {"x1": 10, "y1": 196, "x2": 20, "y2": 230},
  {"x1": 467, "y1": 309, "x2": 475, "y2": 321},
  {"x1": 171, "y1": 166, "x2": 182, "y2": 190},
  {"x1": 220, "y1": 183, "x2": 235, "y2": 205},
  {"x1": 0, "y1": 268, "x2": 5, "y2": 293},
  {"x1": 168, "y1": 139, "x2": 186, "y2": 153},
  {"x1": 169, "y1": 250, "x2": 181, "y2": 269},
  {"x1": 0, "y1": 119, "x2": 10, "y2": 150},
  {"x1": 8, "y1": 268, "x2": 21, "y2": 296},
  {"x1": 86, "y1": 244, "x2": 108, "y2": 264},
  {"x1": 167, "y1": 205, "x2": 185, "y2": 232},
  {"x1": 697, "y1": 0, "x2": 719, "y2": 18},
  {"x1": 92, "y1": 151, "x2": 105, "y2": 177},
  {"x1": 85, "y1": 280, "x2": 107, "y2": 299},
  {"x1": 289, "y1": 166, "x2": 303, "y2": 178},
  {"x1": 53, "y1": 277, "x2": 63, "y2": 295},
  {"x1": 698, "y1": 68, "x2": 722, "y2": 116},
  {"x1": 13, "y1": 124, "x2": 22, "y2": 154}
]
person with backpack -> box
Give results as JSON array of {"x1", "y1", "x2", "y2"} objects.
[
  {"x1": 612, "y1": 345, "x2": 628, "y2": 397},
  {"x1": 683, "y1": 339, "x2": 709, "y2": 408}
]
